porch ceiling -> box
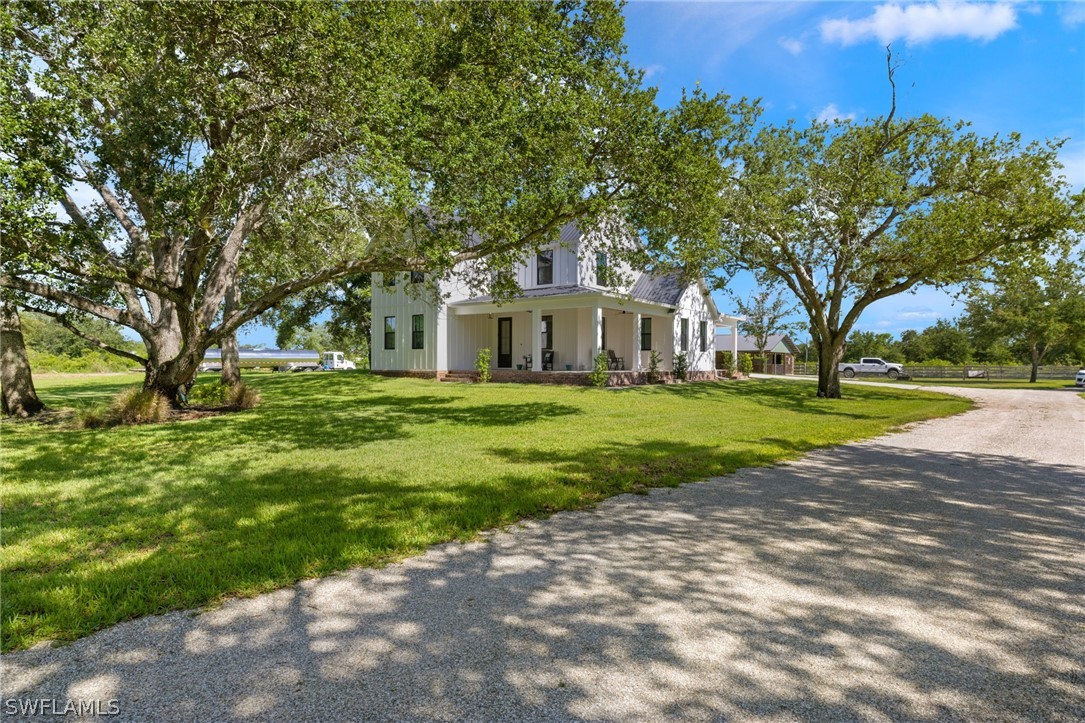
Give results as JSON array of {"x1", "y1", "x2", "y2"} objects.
[{"x1": 449, "y1": 292, "x2": 673, "y2": 316}]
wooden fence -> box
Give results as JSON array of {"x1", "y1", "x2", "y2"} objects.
[{"x1": 792, "y1": 363, "x2": 1081, "y2": 380}]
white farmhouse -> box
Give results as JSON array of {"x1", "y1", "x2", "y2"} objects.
[{"x1": 371, "y1": 222, "x2": 740, "y2": 384}]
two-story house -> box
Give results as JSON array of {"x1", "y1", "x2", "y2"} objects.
[{"x1": 371, "y1": 222, "x2": 740, "y2": 384}]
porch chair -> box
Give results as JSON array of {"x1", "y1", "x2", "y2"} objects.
[
  {"x1": 542, "y1": 350, "x2": 555, "y2": 371},
  {"x1": 606, "y1": 349, "x2": 624, "y2": 371}
]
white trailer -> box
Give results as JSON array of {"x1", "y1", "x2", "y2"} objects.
[{"x1": 201, "y1": 349, "x2": 356, "y2": 372}]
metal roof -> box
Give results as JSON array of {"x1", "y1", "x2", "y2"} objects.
[{"x1": 628, "y1": 270, "x2": 685, "y2": 306}]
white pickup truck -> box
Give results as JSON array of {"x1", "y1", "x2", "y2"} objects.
[{"x1": 838, "y1": 357, "x2": 906, "y2": 379}]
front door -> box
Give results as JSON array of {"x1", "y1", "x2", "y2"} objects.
[{"x1": 497, "y1": 317, "x2": 513, "y2": 368}]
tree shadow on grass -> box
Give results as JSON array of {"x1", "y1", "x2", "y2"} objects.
[
  {"x1": 4, "y1": 444, "x2": 1083, "y2": 720},
  {"x1": 1, "y1": 393, "x2": 582, "y2": 490}
]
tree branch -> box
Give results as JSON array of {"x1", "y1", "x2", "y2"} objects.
[
  {"x1": 20, "y1": 304, "x2": 148, "y2": 366},
  {"x1": 0, "y1": 274, "x2": 150, "y2": 334}
]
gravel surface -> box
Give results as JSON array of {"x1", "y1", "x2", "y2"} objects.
[{"x1": 3, "y1": 387, "x2": 1083, "y2": 721}]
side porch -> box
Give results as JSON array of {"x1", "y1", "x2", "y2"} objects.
[{"x1": 445, "y1": 296, "x2": 674, "y2": 375}]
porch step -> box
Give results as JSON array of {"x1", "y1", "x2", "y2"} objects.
[{"x1": 440, "y1": 371, "x2": 478, "y2": 383}]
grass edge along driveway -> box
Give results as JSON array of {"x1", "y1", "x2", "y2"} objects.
[{"x1": 1, "y1": 372, "x2": 971, "y2": 652}]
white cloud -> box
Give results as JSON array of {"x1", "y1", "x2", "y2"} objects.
[
  {"x1": 815, "y1": 103, "x2": 856, "y2": 123},
  {"x1": 778, "y1": 36, "x2": 803, "y2": 55},
  {"x1": 1060, "y1": 3, "x2": 1085, "y2": 28},
  {"x1": 821, "y1": 2, "x2": 1019, "y2": 46},
  {"x1": 641, "y1": 64, "x2": 664, "y2": 81},
  {"x1": 1056, "y1": 138, "x2": 1085, "y2": 190},
  {"x1": 896, "y1": 309, "x2": 943, "y2": 321}
]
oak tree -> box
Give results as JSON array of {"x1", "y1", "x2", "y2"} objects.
[{"x1": 2, "y1": 1, "x2": 750, "y2": 403}]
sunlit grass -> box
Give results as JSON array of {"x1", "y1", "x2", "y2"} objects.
[{"x1": 1, "y1": 372, "x2": 971, "y2": 651}]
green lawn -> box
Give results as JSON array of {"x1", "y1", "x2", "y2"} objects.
[
  {"x1": 1, "y1": 372, "x2": 971, "y2": 652},
  {"x1": 792, "y1": 374, "x2": 1079, "y2": 391},
  {"x1": 893, "y1": 378, "x2": 1077, "y2": 390}
]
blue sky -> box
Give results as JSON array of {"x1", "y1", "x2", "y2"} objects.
[
  {"x1": 241, "y1": 1, "x2": 1084, "y2": 346},
  {"x1": 620, "y1": 0, "x2": 1084, "y2": 342}
]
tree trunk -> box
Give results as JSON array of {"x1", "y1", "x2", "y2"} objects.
[
  {"x1": 1, "y1": 300, "x2": 47, "y2": 417},
  {"x1": 220, "y1": 278, "x2": 241, "y2": 386},
  {"x1": 143, "y1": 349, "x2": 203, "y2": 408},
  {"x1": 815, "y1": 336, "x2": 846, "y2": 398},
  {"x1": 1029, "y1": 343, "x2": 1040, "y2": 383}
]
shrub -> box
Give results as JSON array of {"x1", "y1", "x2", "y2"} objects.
[
  {"x1": 475, "y1": 348, "x2": 492, "y2": 383},
  {"x1": 674, "y1": 352, "x2": 688, "y2": 382},
  {"x1": 28, "y1": 349, "x2": 133, "y2": 374},
  {"x1": 715, "y1": 350, "x2": 733, "y2": 371},
  {"x1": 228, "y1": 382, "x2": 261, "y2": 409},
  {"x1": 647, "y1": 349, "x2": 662, "y2": 384},
  {"x1": 110, "y1": 387, "x2": 171, "y2": 425},
  {"x1": 187, "y1": 381, "x2": 231, "y2": 406},
  {"x1": 76, "y1": 406, "x2": 112, "y2": 429},
  {"x1": 739, "y1": 353, "x2": 754, "y2": 375},
  {"x1": 187, "y1": 381, "x2": 261, "y2": 409},
  {"x1": 589, "y1": 351, "x2": 609, "y2": 387}
]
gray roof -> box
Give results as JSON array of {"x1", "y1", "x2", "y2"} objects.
[
  {"x1": 628, "y1": 270, "x2": 685, "y2": 306},
  {"x1": 715, "y1": 334, "x2": 799, "y2": 355},
  {"x1": 457, "y1": 285, "x2": 598, "y2": 305}
]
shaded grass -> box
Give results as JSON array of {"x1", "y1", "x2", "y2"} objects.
[
  {"x1": 1, "y1": 372, "x2": 971, "y2": 651},
  {"x1": 864, "y1": 376, "x2": 1076, "y2": 390}
]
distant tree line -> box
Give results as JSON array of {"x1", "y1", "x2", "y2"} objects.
[{"x1": 794, "y1": 315, "x2": 1084, "y2": 369}]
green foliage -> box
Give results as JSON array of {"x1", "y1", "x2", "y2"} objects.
[
  {"x1": 1, "y1": 372, "x2": 971, "y2": 651},
  {"x1": 739, "y1": 353, "x2": 754, "y2": 375},
  {"x1": 188, "y1": 380, "x2": 261, "y2": 409},
  {"x1": 962, "y1": 254, "x2": 1085, "y2": 375},
  {"x1": 647, "y1": 349, "x2": 662, "y2": 384},
  {"x1": 845, "y1": 331, "x2": 904, "y2": 362},
  {"x1": 268, "y1": 275, "x2": 371, "y2": 363},
  {"x1": 27, "y1": 349, "x2": 134, "y2": 373},
  {"x1": 673, "y1": 352, "x2": 689, "y2": 381},
  {"x1": 20, "y1": 312, "x2": 137, "y2": 357},
  {"x1": 475, "y1": 348, "x2": 492, "y2": 383},
  {"x1": 4, "y1": 1, "x2": 752, "y2": 396},
  {"x1": 690, "y1": 65, "x2": 1083, "y2": 396},
  {"x1": 186, "y1": 381, "x2": 232, "y2": 407},
  {"x1": 731, "y1": 289, "x2": 800, "y2": 356},
  {"x1": 715, "y1": 350, "x2": 733, "y2": 371},
  {"x1": 589, "y1": 351, "x2": 609, "y2": 387}
]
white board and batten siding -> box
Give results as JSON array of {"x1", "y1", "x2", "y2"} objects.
[
  {"x1": 371, "y1": 273, "x2": 443, "y2": 371},
  {"x1": 671, "y1": 284, "x2": 717, "y2": 372}
]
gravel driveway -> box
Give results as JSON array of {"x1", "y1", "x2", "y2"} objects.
[{"x1": 3, "y1": 386, "x2": 1083, "y2": 721}]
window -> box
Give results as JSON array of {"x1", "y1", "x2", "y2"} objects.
[
  {"x1": 411, "y1": 314, "x2": 424, "y2": 349},
  {"x1": 601, "y1": 316, "x2": 607, "y2": 351},
  {"x1": 640, "y1": 318, "x2": 652, "y2": 351},
  {"x1": 383, "y1": 273, "x2": 397, "y2": 288},
  {"x1": 410, "y1": 271, "x2": 425, "y2": 284},
  {"x1": 699, "y1": 320, "x2": 707, "y2": 353},
  {"x1": 541, "y1": 315, "x2": 553, "y2": 350},
  {"x1": 383, "y1": 316, "x2": 396, "y2": 350},
  {"x1": 537, "y1": 250, "x2": 553, "y2": 285},
  {"x1": 595, "y1": 252, "x2": 607, "y2": 282},
  {"x1": 680, "y1": 318, "x2": 689, "y2": 352}
]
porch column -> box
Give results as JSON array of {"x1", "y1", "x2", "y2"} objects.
[
  {"x1": 730, "y1": 320, "x2": 739, "y2": 371},
  {"x1": 632, "y1": 312, "x2": 642, "y2": 371},
  {"x1": 590, "y1": 304, "x2": 603, "y2": 362},
  {"x1": 531, "y1": 308, "x2": 543, "y2": 371}
]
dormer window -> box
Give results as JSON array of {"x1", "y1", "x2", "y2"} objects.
[
  {"x1": 383, "y1": 273, "x2": 397, "y2": 288},
  {"x1": 537, "y1": 250, "x2": 553, "y2": 285},
  {"x1": 596, "y1": 252, "x2": 607, "y2": 282},
  {"x1": 410, "y1": 271, "x2": 425, "y2": 284}
]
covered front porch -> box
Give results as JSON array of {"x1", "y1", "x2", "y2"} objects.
[{"x1": 446, "y1": 296, "x2": 674, "y2": 374}]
